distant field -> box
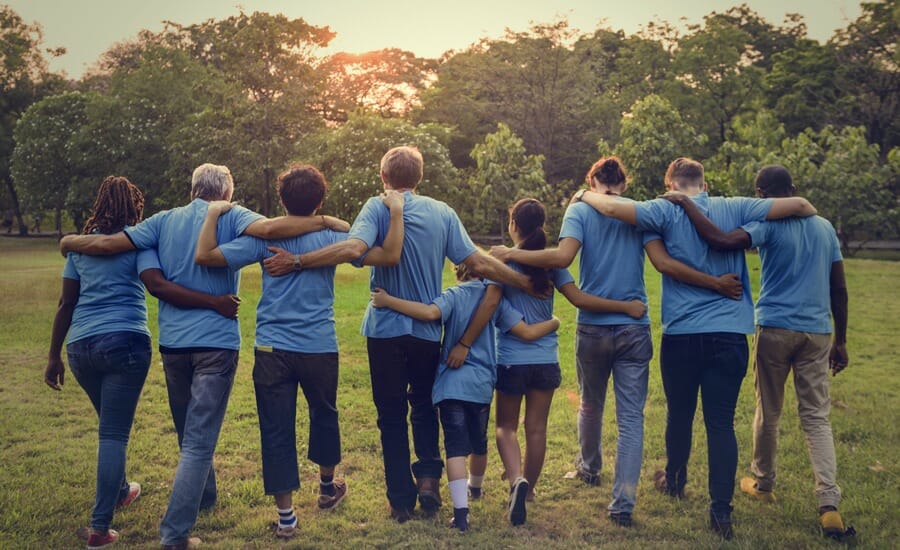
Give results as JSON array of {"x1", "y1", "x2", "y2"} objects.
[{"x1": 1, "y1": 237, "x2": 897, "y2": 549}]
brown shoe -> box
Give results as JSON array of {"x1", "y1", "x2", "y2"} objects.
[
  {"x1": 162, "y1": 537, "x2": 201, "y2": 550},
  {"x1": 417, "y1": 477, "x2": 442, "y2": 516},
  {"x1": 318, "y1": 478, "x2": 348, "y2": 511},
  {"x1": 390, "y1": 506, "x2": 413, "y2": 523},
  {"x1": 654, "y1": 469, "x2": 686, "y2": 499}
]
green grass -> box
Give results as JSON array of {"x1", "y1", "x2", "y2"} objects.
[{"x1": 1, "y1": 236, "x2": 898, "y2": 549}]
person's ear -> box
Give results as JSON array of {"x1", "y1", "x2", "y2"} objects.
[{"x1": 702, "y1": 180, "x2": 709, "y2": 192}]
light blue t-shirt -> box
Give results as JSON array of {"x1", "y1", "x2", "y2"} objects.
[
  {"x1": 560, "y1": 200, "x2": 650, "y2": 326},
  {"x1": 743, "y1": 216, "x2": 842, "y2": 334},
  {"x1": 635, "y1": 193, "x2": 773, "y2": 335},
  {"x1": 124, "y1": 198, "x2": 263, "y2": 350},
  {"x1": 350, "y1": 191, "x2": 479, "y2": 342},
  {"x1": 491, "y1": 263, "x2": 574, "y2": 365},
  {"x1": 218, "y1": 230, "x2": 348, "y2": 353},
  {"x1": 430, "y1": 280, "x2": 521, "y2": 405},
  {"x1": 62, "y1": 247, "x2": 159, "y2": 343}
]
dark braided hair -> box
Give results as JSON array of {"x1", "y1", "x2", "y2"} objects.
[
  {"x1": 510, "y1": 198, "x2": 551, "y2": 295},
  {"x1": 82, "y1": 176, "x2": 144, "y2": 235},
  {"x1": 586, "y1": 156, "x2": 628, "y2": 187}
]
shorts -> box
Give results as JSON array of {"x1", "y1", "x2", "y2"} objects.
[
  {"x1": 438, "y1": 399, "x2": 490, "y2": 458},
  {"x1": 495, "y1": 363, "x2": 562, "y2": 395}
]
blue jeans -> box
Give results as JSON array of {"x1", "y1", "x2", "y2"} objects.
[
  {"x1": 367, "y1": 336, "x2": 442, "y2": 511},
  {"x1": 159, "y1": 350, "x2": 238, "y2": 546},
  {"x1": 253, "y1": 349, "x2": 341, "y2": 495},
  {"x1": 660, "y1": 333, "x2": 748, "y2": 519},
  {"x1": 574, "y1": 324, "x2": 651, "y2": 515},
  {"x1": 67, "y1": 331, "x2": 151, "y2": 531}
]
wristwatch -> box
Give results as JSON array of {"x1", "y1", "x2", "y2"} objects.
[
  {"x1": 573, "y1": 189, "x2": 587, "y2": 202},
  {"x1": 292, "y1": 254, "x2": 303, "y2": 271}
]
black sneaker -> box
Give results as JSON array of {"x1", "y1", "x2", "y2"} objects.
[
  {"x1": 508, "y1": 477, "x2": 529, "y2": 526},
  {"x1": 710, "y1": 512, "x2": 734, "y2": 540},
  {"x1": 450, "y1": 507, "x2": 470, "y2": 532},
  {"x1": 467, "y1": 485, "x2": 483, "y2": 500},
  {"x1": 608, "y1": 511, "x2": 632, "y2": 527}
]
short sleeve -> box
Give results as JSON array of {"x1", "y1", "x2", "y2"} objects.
[
  {"x1": 827, "y1": 222, "x2": 843, "y2": 263},
  {"x1": 230, "y1": 205, "x2": 265, "y2": 236},
  {"x1": 445, "y1": 208, "x2": 478, "y2": 264},
  {"x1": 742, "y1": 220, "x2": 768, "y2": 248},
  {"x1": 62, "y1": 254, "x2": 79, "y2": 280},
  {"x1": 642, "y1": 231, "x2": 662, "y2": 245},
  {"x1": 431, "y1": 288, "x2": 455, "y2": 321},
  {"x1": 136, "y1": 248, "x2": 162, "y2": 274},
  {"x1": 558, "y1": 204, "x2": 584, "y2": 244},
  {"x1": 219, "y1": 236, "x2": 267, "y2": 270},
  {"x1": 734, "y1": 197, "x2": 773, "y2": 224},
  {"x1": 124, "y1": 212, "x2": 164, "y2": 250},
  {"x1": 348, "y1": 198, "x2": 382, "y2": 248},
  {"x1": 494, "y1": 298, "x2": 524, "y2": 333},
  {"x1": 634, "y1": 199, "x2": 671, "y2": 234},
  {"x1": 551, "y1": 267, "x2": 575, "y2": 289}
]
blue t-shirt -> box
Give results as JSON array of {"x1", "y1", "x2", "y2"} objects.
[
  {"x1": 635, "y1": 193, "x2": 773, "y2": 335},
  {"x1": 350, "y1": 191, "x2": 478, "y2": 342},
  {"x1": 491, "y1": 263, "x2": 574, "y2": 365},
  {"x1": 430, "y1": 280, "x2": 521, "y2": 405},
  {"x1": 219, "y1": 230, "x2": 348, "y2": 353},
  {"x1": 743, "y1": 216, "x2": 842, "y2": 334},
  {"x1": 124, "y1": 198, "x2": 263, "y2": 350},
  {"x1": 63, "y1": 247, "x2": 159, "y2": 343},
  {"x1": 560, "y1": 200, "x2": 650, "y2": 326}
]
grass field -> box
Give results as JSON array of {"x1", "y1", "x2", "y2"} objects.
[{"x1": 0, "y1": 236, "x2": 898, "y2": 549}]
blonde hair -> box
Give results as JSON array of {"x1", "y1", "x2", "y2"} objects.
[
  {"x1": 380, "y1": 146, "x2": 423, "y2": 189},
  {"x1": 665, "y1": 157, "x2": 704, "y2": 189}
]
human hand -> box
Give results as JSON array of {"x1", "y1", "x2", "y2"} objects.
[
  {"x1": 381, "y1": 190, "x2": 405, "y2": 213},
  {"x1": 490, "y1": 245, "x2": 514, "y2": 263},
  {"x1": 715, "y1": 273, "x2": 743, "y2": 300},
  {"x1": 370, "y1": 288, "x2": 392, "y2": 308},
  {"x1": 446, "y1": 343, "x2": 469, "y2": 368},
  {"x1": 626, "y1": 299, "x2": 648, "y2": 319},
  {"x1": 59, "y1": 235, "x2": 75, "y2": 257},
  {"x1": 658, "y1": 191, "x2": 690, "y2": 207},
  {"x1": 213, "y1": 294, "x2": 241, "y2": 319},
  {"x1": 549, "y1": 315, "x2": 561, "y2": 331},
  {"x1": 45, "y1": 357, "x2": 65, "y2": 391},
  {"x1": 829, "y1": 342, "x2": 849, "y2": 376},
  {"x1": 263, "y1": 246, "x2": 297, "y2": 277},
  {"x1": 207, "y1": 200, "x2": 237, "y2": 216}
]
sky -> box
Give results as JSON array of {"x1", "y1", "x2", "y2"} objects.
[{"x1": 8, "y1": 0, "x2": 864, "y2": 79}]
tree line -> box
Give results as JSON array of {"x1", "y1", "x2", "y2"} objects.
[{"x1": 1, "y1": 2, "x2": 897, "y2": 251}]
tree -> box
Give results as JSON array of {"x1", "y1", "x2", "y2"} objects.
[
  {"x1": 469, "y1": 123, "x2": 548, "y2": 238},
  {"x1": 765, "y1": 41, "x2": 841, "y2": 135},
  {"x1": 613, "y1": 95, "x2": 705, "y2": 200},
  {"x1": 705, "y1": 109, "x2": 787, "y2": 196}
]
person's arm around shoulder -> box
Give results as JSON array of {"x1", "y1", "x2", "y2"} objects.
[
  {"x1": 370, "y1": 288, "x2": 442, "y2": 321},
  {"x1": 766, "y1": 197, "x2": 817, "y2": 220},
  {"x1": 362, "y1": 190, "x2": 405, "y2": 266},
  {"x1": 140, "y1": 269, "x2": 240, "y2": 319},
  {"x1": 829, "y1": 260, "x2": 849, "y2": 376},
  {"x1": 508, "y1": 316, "x2": 561, "y2": 341},
  {"x1": 490, "y1": 237, "x2": 580, "y2": 269},
  {"x1": 580, "y1": 190, "x2": 638, "y2": 225},
  {"x1": 557, "y1": 281, "x2": 648, "y2": 319},
  {"x1": 194, "y1": 200, "x2": 236, "y2": 267},
  {"x1": 462, "y1": 252, "x2": 532, "y2": 294},
  {"x1": 445, "y1": 284, "x2": 502, "y2": 368},
  {"x1": 659, "y1": 192, "x2": 751, "y2": 251},
  {"x1": 46, "y1": 277, "x2": 80, "y2": 390},
  {"x1": 59, "y1": 232, "x2": 134, "y2": 257},
  {"x1": 243, "y1": 212, "x2": 350, "y2": 240},
  {"x1": 644, "y1": 239, "x2": 743, "y2": 300}
]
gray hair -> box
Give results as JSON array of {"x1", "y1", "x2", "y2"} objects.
[{"x1": 191, "y1": 163, "x2": 234, "y2": 201}]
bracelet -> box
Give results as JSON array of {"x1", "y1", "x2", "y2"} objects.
[
  {"x1": 458, "y1": 341, "x2": 471, "y2": 349},
  {"x1": 292, "y1": 254, "x2": 303, "y2": 271}
]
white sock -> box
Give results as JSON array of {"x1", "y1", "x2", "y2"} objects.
[
  {"x1": 449, "y1": 479, "x2": 468, "y2": 509},
  {"x1": 468, "y1": 474, "x2": 484, "y2": 488}
]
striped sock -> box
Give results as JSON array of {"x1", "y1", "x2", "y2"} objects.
[
  {"x1": 320, "y1": 475, "x2": 335, "y2": 496},
  {"x1": 277, "y1": 507, "x2": 296, "y2": 528}
]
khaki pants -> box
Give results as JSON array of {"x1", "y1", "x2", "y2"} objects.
[{"x1": 750, "y1": 326, "x2": 841, "y2": 508}]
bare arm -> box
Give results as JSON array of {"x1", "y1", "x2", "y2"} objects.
[
  {"x1": 194, "y1": 200, "x2": 234, "y2": 267},
  {"x1": 445, "y1": 284, "x2": 502, "y2": 368},
  {"x1": 243, "y1": 214, "x2": 350, "y2": 240},
  {"x1": 46, "y1": 278, "x2": 80, "y2": 390},
  {"x1": 462, "y1": 252, "x2": 531, "y2": 292},
  {"x1": 362, "y1": 191, "x2": 405, "y2": 266},
  {"x1": 644, "y1": 240, "x2": 743, "y2": 300},
  {"x1": 766, "y1": 197, "x2": 817, "y2": 220},
  {"x1": 370, "y1": 288, "x2": 442, "y2": 321},
  {"x1": 829, "y1": 260, "x2": 849, "y2": 375},
  {"x1": 580, "y1": 191, "x2": 638, "y2": 225},
  {"x1": 140, "y1": 269, "x2": 240, "y2": 319},
  {"x1": 490, "y1": 238, "x2": 581, "y2": 269},
  {"x1": 59, "y1": 232, "x2": 134, "y2": 257},
  {"x1": 557, "y1": 282, "x2": 648, "y2": 319},
  {"x1": 508, "y1": 316, "x2": 561, "y2": 341},
  {"x1": 660, "y1": 193, "x2": 751, "y2": 251}
]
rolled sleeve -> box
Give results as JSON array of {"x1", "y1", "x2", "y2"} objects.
[
  {"x1": 558, "y1": 204, "x2": 584, "y2": 244},
  {"x1": 742, "y1": 220, "x2": 768, "y2": 248},
  {"x1": 219, "y1": 235, "x2": 267, "y2": 270},
  {"x1": 348, "y1": 198, "x2": 382, "y2": 249},
  {"x1": 136, "y1": 248, "x2": 162, "y2": 274},
  {"x1": 62, "y1": 255, "x2": 79, "y2": 281},
  {"x1": 634, "y1": 199, "x2": 670, "y2": 234},
  {"x1": 124, "y1": 212, "x2": 163, "y2": 250}
]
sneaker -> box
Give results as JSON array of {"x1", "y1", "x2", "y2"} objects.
[
  {"x1": 390, "y1": 506, "x2": 413, "y2": 524},
  {"x1": 116, "y1": 482, "x2": 141, "y2": 509},
  {"x1": 86, "y1": 529, "x2": 118, "y2": 549},
  {"x1": 574, "y1": 466, "x2": 600, "y2": 487},
  {"x1": 161, "y1": 537, "x2": 202, "y2": 550},
  {"x1": 275, "y1": 523, "x2": 298, "y2": 540},
  {"x1": 739, "y1": 477, "x2": 776, "y2": 503},
  {"x1": 508, "y1": 477, "x2": 529, "y2": 526},
  {"x1": 709, "y1": 512, "x2": 734, "y2": 541},
  {"x1": 608, "y1": 512, "x2": 633, "y2": 527},
  {"x1": 450, "y1": 507, "x2": 470, "y2": 532},
  {"x1": 467, "y1": 485, "x2": 483, "y2": 500},
  {"x1": 653, "y1": 470, "x2": 686, "y2": 499},
  {"x1": 819, "y1": 507, "x2": 856, "y2": 540},
  {"x1": 416, "y1": 477, "x2": 442, "y2": 516},
  {"x1": 318, "y1": 478, "x2": 348, "y2": 511}
]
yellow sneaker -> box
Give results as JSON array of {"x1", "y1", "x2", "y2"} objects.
[
  {"x1": 819, "y1": 508, "x2": 856, "y2": 540},
  {"x1": 740, "y1": 477, "x2": 776, "y2": 503}
]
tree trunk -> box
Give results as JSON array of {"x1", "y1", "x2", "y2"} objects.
[{"x1": 3, "y1": 177, "x2": 27, "y2": 235}]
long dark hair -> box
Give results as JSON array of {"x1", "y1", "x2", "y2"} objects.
[
  {"x1": 510, "y1": 198, "x2": 551, "y2": 295},
  {"x1": 82, "y1": 176, "x2": 144, "y2": 235}
]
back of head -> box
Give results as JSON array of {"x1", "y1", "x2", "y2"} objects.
[
  {"x1": 587, "y1": 156, "x2": 628, "y2": 190},
  {"x1": 82, "y1": 176, "x2": 144, "y2": 235},
  {"x1": 510, "y1": 198, "x2": 551, "y2": 295},
  {"x1": 380, "y1": 146, "x2": 423, "y2": 190},
  {"x1": 191, "y1": 163, "x2": 234, "y2": 201},
  {"x1": 665, "y1": 157, "x2": 705, "y2": 191},
  {"x1": 278, "y1": 164, "x2": 328, "y2": 216},
  {"x1": 454, "y1": 262, "x2": 481, "y2": 283},
  {"x1": 755, "y1": 165, "x2": 794, "y2": 198}
]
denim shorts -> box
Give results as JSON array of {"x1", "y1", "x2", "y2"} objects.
[
  {"x1": 495, "y1": 363, "x2": 562, "y2": 395},
  {"x1": 438, "y1": 399, "x2": 490, "y2": 458}
]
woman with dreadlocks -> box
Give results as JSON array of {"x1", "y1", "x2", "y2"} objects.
[{"x1": 45, "y1": 176, "x2": 240, "y2": 549}]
